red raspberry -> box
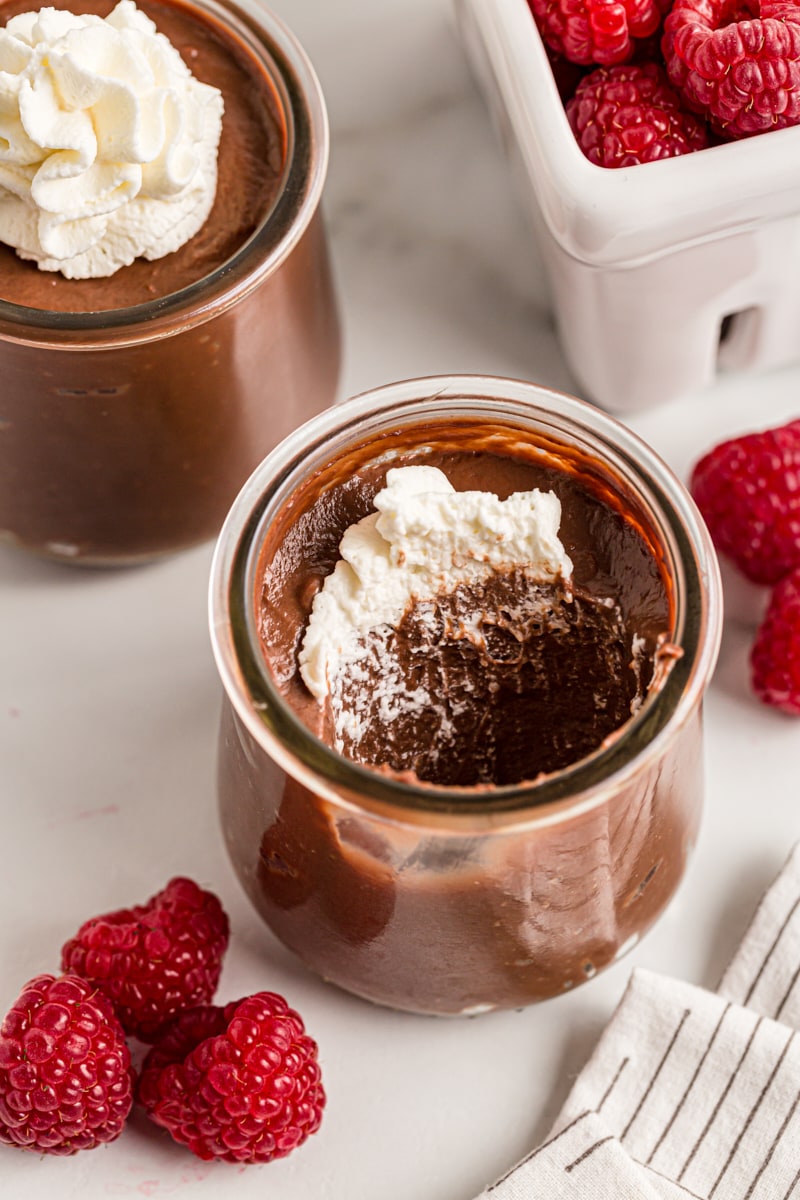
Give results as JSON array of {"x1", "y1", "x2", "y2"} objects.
[
  {"x1": 663, "y1": 0, "x2": 800, "y2": 137},
  {"x1": 137, "y1": 991, "x2": 325, "y2": 1164},
  {"x1": 751, "y1": 566, "x2": 800, "y2": 712},
  {"x1": 566, "y1": 62, "x2": 709, "y2": 164},
  {"x1": 61, "y1": 877, "x2": 230, "y2": 1042},
  {"x1": 0, "y1": 974, "x2": 134, "y2": 1155},
  {"x1": 690, "y1": 420, "x2": 800, "y2": 585},
  {"x1": 528, "y1": 0, "x2": 669, "y2": 66}
]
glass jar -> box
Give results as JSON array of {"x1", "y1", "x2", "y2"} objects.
[
  {"x1": 0, "y1": 0, "x2": 340, "y2": 564},
  {"x1": 209, "y1": 376, "x2": 723, "y2": 1015}
]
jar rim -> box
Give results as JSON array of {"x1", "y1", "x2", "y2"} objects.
[
  {"x1": 0, "y1": 0, "x2": 328, "y2": 347},
  {"x1": 209, "y1": 375, "x2": 723, "y2": 827}
]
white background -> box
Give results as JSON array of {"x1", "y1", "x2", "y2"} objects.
[{"x1": 2, "y1": 0, "x2": 800, "y2": 1196}]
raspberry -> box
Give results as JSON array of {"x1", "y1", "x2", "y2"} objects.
[
  {"x1": 61, "y1": 877, "x2": 230, "y2": 1042},
  {"x1": 566, "y1": 62, "x2": 709, "y2": 164},
  {"x1": 663, "y1": 0, "x2": 800, "y2": 137},
  {"x1": 690, "y1": 420, "x2": 800, "y2": 585},
  {"x1": 751, "y1": 566, "x2": 800, "y2": 712},
  {"x1": 0, "y1": 974, "x2": 134, "y2": 1155},
  {"x1": 137, "y1": 991, "x2": 325, "y2": 1164},
  {"x1": 529, "y1": 0, "x2": 669, "y2": 66}
]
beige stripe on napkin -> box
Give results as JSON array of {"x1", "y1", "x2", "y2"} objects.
[{"x1": 719, "y1": 844, "x2": 800, "y2": 1025}]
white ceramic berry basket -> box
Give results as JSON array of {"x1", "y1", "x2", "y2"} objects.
[{"x1": 454, "y1": 0, "x2": 800, "y2": 412}]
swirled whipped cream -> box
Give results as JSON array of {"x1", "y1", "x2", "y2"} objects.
[
  {"x1": 299, "y1": 465, "x2": 574, "y2": 700},
  {"x1": 0, "y1": 0, "x2": 224, "y2": 279}
]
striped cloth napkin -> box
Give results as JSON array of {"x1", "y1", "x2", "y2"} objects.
[{"x1": 478, "y1": 845, "x2": 800, "y2": 1199}]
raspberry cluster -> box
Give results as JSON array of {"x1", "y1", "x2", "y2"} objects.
[
  {"x1": 0, "y1": 877, "x2": 325, "y2": 1164},
  {"x1": 527, "y1": 0, "x2": 800, "y2": 164},
  {"x1": 690, "y1": 419, "x2": 800, "y2": 713}
]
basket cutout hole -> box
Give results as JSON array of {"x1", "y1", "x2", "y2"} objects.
[{"x1": 716, "y1": 306, "x2": 761, "y2": 371}]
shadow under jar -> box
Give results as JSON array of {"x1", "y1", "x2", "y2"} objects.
[
  {"x1": 210, "y1": 376, "x2": 722, "y2": 1016},
  {"x1": 0, "y1": 0, "x2": 340, "y2": 564}
]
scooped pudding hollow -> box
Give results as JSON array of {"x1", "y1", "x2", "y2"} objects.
[{"x1": 259, "y1": 424, "x2": 679, "y2": 787}]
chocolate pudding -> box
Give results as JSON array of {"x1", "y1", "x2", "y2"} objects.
[
  {"x1": 0, "y1": 0, "x2": 340, "y2": 562},
  {"x1": 259, "y1": 425, "x2": 675, "y2": 787},
  {"x1": 211, "y1": 381, "x2": 722, "y2": 1015},
  {"x1": 0, "y1": 0, "x2": 284, "y2": 310}
]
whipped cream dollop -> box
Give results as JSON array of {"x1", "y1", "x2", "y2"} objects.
[
  {"x1": 299, "y1": 465, "x2": 574, "y2": 701},
  {"x1": 0, "y1": 0, "x2": 223, "y2": 278}
]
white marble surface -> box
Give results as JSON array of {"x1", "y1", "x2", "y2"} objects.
[{"x1": 2, "y1": 0, "x2": 800, "y2": 1196}]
